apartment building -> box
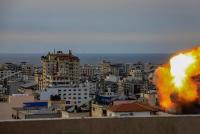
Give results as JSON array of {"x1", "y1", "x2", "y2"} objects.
[
  {"x1": 40, "y1": 83, "x2": 91, "y2": 107},
  {"x1": 40, "y1": 50, "x2": 80, "y2": 90},
  {"x1": 81, "y1": 64, "x2": 96, "y2": 78},
  {"x1": 100, "y1": 60, "x2": 111, "y2": 78}
]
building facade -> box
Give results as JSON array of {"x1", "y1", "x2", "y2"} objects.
[
  {"x1": 40, "y1": 50, "x2": 80, "y2": 90},
  {"x1": 40, "y1": 83, "x2": 91, "y2": 107}
]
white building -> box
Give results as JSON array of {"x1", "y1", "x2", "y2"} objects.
[
  {"x1": 105, "y1": 75, "x2": 120, "y2": 83},
  {"x1": 40, "y1": 83, "x2": 92, "y2": 107},
  {"x1": 129, "y1": 68, "x2": 144, "y2": 81},
  {"x1": 0, "y1": 85, "x2": 7, "y2": 95}
]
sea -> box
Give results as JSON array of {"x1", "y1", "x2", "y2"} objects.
[{"x1": 0, "y1": 53, "x2": 170, "y2": 66}]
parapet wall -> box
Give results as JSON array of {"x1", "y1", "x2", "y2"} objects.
[{"x1": 0, "y1": 116, "x2": 200, "y2": 134}]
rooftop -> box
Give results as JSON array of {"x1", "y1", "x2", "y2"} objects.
[{"x1": 108, "y1": 102, "x2": 158, "y2": 112}]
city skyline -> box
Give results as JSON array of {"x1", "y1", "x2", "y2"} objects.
[{"x1": 0, "y1": 0, "x2": 200, "y2": 53}]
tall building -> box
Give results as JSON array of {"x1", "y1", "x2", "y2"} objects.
[
  {"x1": 40, "y1": 50, "x2": 80, "y2": 90},
  {"x1": 100, "y1": 60, "x2": 111, "y2": 78}
]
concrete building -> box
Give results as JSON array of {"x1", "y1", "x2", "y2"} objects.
[
  {"x1": 40, "y1": 50, "x2": 80, "y2": 90},
  {"x1": 81, "y1": 64, "x2": 96, "y2": 78},
  {"x1": 0, "y1": 85, "x2": 8, "y2": 101},
  {"x1": 0, "y1": 70, "x2": 16, "y2": 79},
  {"x1": 34, "y1": 67, "x2": 43, "y2": 90},
  {"x1": 18, "y1": 82, "x2": 37, "y2": 93},
  {"x1": 12, "y1": 107, "x2": 62, "y2": 119},
  {"x1": 1, "y1": 116, "x2": 200, "y2": 134},
  {"x1": 118, "y1": 76, "x2": 143, "y2": 97},
  {"x1": 109, "y1": 64, "x2": 125, "y2": 76},
  {"x1": 0, "y1": 63, "x2": 20, "y2": 72},
  {"x1": 11, "y1": 101, "x2": 61, "y2": 119},
  {"x1": 100, "y1": 60, "x2": 111, "y2": 78},
  {"x1": 20, "y1": 62, "x2": 34, "y2": 76},
  {"x1": 91, "y1": 103, "x2": 107, "y2": 117},
  {"x1": 40, "y1": 83, "x2": 91, "y2": 107},
  {"x1": 8, "y1": 94, "x2": 35, "y2": 108},
  {"x1": 107, "y1": 102, "x2": 158, "y2": 117},
  {"x1": 140, "y1": 90, "x2": 158, "y2": 106},
  {"x1": 129, "y1": 67, "x2": 144, "y2": 81},
  {"x1": 105, "y1": 75, "x2": 120, "y2": 83}
]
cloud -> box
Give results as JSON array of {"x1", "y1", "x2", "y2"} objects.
[
  {"x1": 1, "y1": 0, "x2": 200, "y2": 53},
  {"x1": 3, "y1": 0, "x2": 200, "y2": 13},
  {"x1": 1, "y1": 31, "x2": 199, "y2": 45}
]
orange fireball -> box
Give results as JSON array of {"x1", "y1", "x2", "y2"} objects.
[{"x1": 155, "y1": 46, "x2": 200, "y2": 111}]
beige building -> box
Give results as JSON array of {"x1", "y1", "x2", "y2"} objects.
[
  {"x1": 40, "y1": 50, "x2": 80, "y2": 90},
  {"x1": 100, "y1": 60, "x2": 111, "y2": 78},
  {"x1": 8, "y1": 94, "x2": 34, "y2": 108},
  {"x1": 81, "y1": 64, "x2": 96, "y2": 78},
  {"x1": 91, "y1": 103, "x2": 107, "y2": 117}
]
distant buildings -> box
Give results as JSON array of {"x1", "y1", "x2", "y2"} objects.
[
  {"x1": 11, "y1": 101, "x2": 62, "y2": 119},
  {"x1": 0, "y1": 50, "x2": 164, "y2": 120},
  {"x1": 100, "y1": 60, "x2": 111, "y2": 78},
  {"x1": 81, "y1": 64, "x2": 96, "y2": 78},
  {"x1": 20, "y1": 62, "x2": 34, "y2": 77},
  {"x1": 0, "y1": 62, "x2": 34, "y2": 82}
]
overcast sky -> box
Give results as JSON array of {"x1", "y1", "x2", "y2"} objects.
[{"x1": 0, "y1": 0, "x2": 200, "y2": 53}]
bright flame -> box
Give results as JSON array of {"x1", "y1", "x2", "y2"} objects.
[
  {"x1": 155, "y1": 46, "x2": 200, "y2": 111},
  {"x1": 170, "y1": 54, "x2": 195, "y2": 88}
]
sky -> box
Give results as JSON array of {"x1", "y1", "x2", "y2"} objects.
[{"x1": 0, "y1": 0, "x2": 200, "y2": 53}]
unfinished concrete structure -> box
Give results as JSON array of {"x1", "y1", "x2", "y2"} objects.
[{"x1": 0, "y1": 116, "x2": 200, "y2": 134}]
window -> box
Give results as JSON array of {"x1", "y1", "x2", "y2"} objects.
[
  {"x1": 78, "y1": 97, "x2": 81, "y2": 99},
  {"x1": 84, "y1": 93, "x2": 87, "y2": 95},
  {"x1": 68, "y1": 93, "x2": 71, "y2": 95},
  {"x1": 129, "y1": 113, "x2": 134, "y2": 116},
  {"x1": 84, "y1": 97, "x2": 87, "y2": 99},
  {"x1": 73, "y1": 93, "x2": 76, "y2": 95},
  {"x1": 73, "y1": 89, "x2": 76, "y2": 91}
]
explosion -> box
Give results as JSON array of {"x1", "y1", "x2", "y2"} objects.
[{"x1": 155, "y1": 46, "x2": 200, "y2": 113}]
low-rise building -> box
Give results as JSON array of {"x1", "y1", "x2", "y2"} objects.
[
  {"x1": 12, "y1": 101, "x2": 61, "y2": 119},
  {"x1": 18, "y1": 82, "x2": 37, "y2": 94},
  {"x1": 8, "y1": 94, "x2": 35, "y2": 108},
  {"x1": 91, "y1": 103, "x2": 107, "y2": 117},
  {"x1": 107, "y1": 102, "x2": 158, "y2": 117}
]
